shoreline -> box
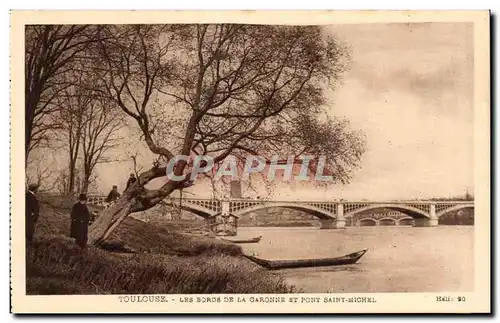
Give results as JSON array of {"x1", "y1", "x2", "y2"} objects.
[{"x1": 26, "y1": 196, "x2": 296, "y2": 295}]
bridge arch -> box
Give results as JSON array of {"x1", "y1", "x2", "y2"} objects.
[
  {"x1": 379, "y1": 218, "x2": 397, "y2": 226},
  {"x1": 178, "y1": 205, "x2": 215, "y2": 218},
  {"x1": 346, "y1": 204, "x2": 430, "y2": 219},
  {"x1": 437, "y1": 204, "x2": 474, "y2": 218},
  {"x1": 233, "y1": 202, "x2": 336, "y2": 220},
  {"x1": 358, "y1": 218, "x2": 377, "y2": 226},
  {"x1": 398, "y1": 217, "x2": 415, "y2": 226}
]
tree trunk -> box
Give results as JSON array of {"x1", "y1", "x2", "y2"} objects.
[
  {"x1": 87, "y1": 165, "x2": 178, "y2": 245},
  {"x1": 68, "y1": 163, "x2": 76, "y2": 194},
  {"x1": 88, "y1": 187, "x2": 179, "y2": 245},
  {"x1": 67, "y1": 135, "x2": 81, "y2": 195},
  {"x1": 81, "y1": 166, "x2": 91, "y2": 194},
  {"x1": 87, "y1": 194, "x2": 136, "y2": 245},
  {"x1": 68, "y1": 174, "x2": 74, "y2": 194},
  {"x1": 25, "y1": 99, "x2": 35, "y2": 164},
  {"x1": 81, "y1": 178, "x2": 90, "y2": 194},
  {"x1": 25, "y1": 130, "x2": 31, "y2": 166}
]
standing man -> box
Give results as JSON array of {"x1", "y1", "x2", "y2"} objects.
[
  {"x1": 105, "y1": 185, "x2": 120, "y2": 203},
  {"x1": 70, "y1": 193, "x2": 91, "y2": 250},
  {"x1": 125, "y1": 173, "x2": 137, "y2": 190},
  {"x1": 25, "y1": 183, "x2": 40, "y2": 244}
]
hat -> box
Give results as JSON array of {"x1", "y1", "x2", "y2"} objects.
[
  {"x1": 28, "y1": 183, "x2": 39, "y2": 191},
  {"x1": 78, "y1": 193, "x2": 87, "y2": 201}
]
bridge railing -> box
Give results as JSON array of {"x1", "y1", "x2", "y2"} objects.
[{"x1": 86, "y1": 196, "x2": 474, "y2": 205}]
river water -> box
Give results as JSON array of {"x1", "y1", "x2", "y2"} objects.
[{"x1": 236, "y1": 226, "x2": 474, "y2": 293}]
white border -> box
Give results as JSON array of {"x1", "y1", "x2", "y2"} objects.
[{"x1": 4, "y1": 2, "x2": 496, "y2": 322}]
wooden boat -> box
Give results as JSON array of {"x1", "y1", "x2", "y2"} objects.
[
  {"x1": 243, "y1": 249, "x2": 368, "y2": 270},
  {"x1": 221, "y1": 236, "x2": 262, "y2": 244}
]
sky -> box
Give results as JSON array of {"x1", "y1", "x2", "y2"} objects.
[
  {"x1": 45, "y1": 22, "x2": 474, "y2": 201},
  {"x1": 311, "y1": 22, "x2": 475, "y2": 200}
]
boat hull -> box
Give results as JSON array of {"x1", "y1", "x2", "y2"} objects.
[
  {"x1": 243, "y1": 249, "x2": 368, "y2": 270},
  {"x1": 221, "y1": 236, "x2": 262, "y2": 244}
]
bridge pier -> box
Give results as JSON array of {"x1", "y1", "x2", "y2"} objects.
[
  {"x1": 319, "y1": 219, "x2": 347, "y2": 229},
  {"x1": 414, "y1": 204, "x2": 438, "y2": 227},
  {"x1": 221, "y1": 200, "x2": 230, "y2": 216},
  {"x1": 336, "y1": 203, "x2": 346, "y2": 228},
  {"x1": 251, "y1": 213, "x2": 259, "y2": 226},
  {"x1": 319, "y1": 203, "x2": 345, "y2": 229},
  {"x1": 319, "y1": 219, "x2": 336, "y2": 229},
  {"x1": 414, "y1": 218, "x2": 437, "y2": 227}
]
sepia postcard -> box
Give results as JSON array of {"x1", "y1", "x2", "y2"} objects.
[{"x1": 10, "y1": 10, "x2": 490, "y2": 314}]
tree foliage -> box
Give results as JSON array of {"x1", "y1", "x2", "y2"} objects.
[
  {"x1": 25, "y1": 23, "x2": 366, "y2": 244},
  {"x1": 85, "y1": 24, "x2": 365, "y2": 244}
]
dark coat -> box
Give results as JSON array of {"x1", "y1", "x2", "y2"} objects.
[
  {"x1": 105, "y1": 190, "x2": 120, "y2": 203},
  {"x1": 70, "y1": 202, "x2": 91, "y2": 247},
  {"x1": 25, "y1": 190, "x2": 40, "y2": 242},
  {"x1": 126, "y1": 177, "x2": 137, "y2": 189}
]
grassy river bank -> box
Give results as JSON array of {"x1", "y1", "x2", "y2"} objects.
[{"x1": 26, "y1": 196, "x2": 295, "y2": 295}]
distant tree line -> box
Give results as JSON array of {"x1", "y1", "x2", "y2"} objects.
[{"x1": 428, "y1": 191, "x2": 474, "y2": 201}]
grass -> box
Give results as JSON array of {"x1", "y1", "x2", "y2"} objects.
[
  {"x1": 26, "y1": 235, "x2": 294, "y2": 294},
  {"x1": 36, "y1": 194, "x2": 241, "y2": 256},
  {"x1": 26, "y1": 194, "x2": 296, "y2": 295}
]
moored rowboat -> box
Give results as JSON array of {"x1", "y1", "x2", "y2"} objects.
[
  {"x1": 221, "y1": 236, "x2": 262, "y2": 244},
  {"x1": 243, "y1": 249, "x2": 368, "y2": 270}
]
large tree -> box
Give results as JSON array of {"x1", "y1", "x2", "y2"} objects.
[
  {"x1": 48, "y1": 61, "x2": 124, "y2": 195},
  {"x1": 87, "y1": 24, "x2": 365, "y2": 245},
  {"x1": 80, "y1": 96, "x2": 124, "y2": 193},
  {"x1": 25, "y1": 25, "x2": 101, "y2": 163},
  {"x1": 53, "y1": 78, "x2": 88, "y2": 194}
]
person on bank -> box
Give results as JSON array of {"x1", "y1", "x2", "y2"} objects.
[
  {"x1": 70, "y1": 193, "x2": 91, "y2": 249},
  {"x1": 126, "y1": 173, "x2": 137, "y2": 190},
  {"x1": 105, "y1": 185, "x2": 120, "y2": 203},
  {"x1": 26, "y1": 183, "x2": 40, "y2": 244}
]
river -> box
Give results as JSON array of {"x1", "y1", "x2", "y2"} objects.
[{"x1": 236, "y1": 226, "x2": 474, "y2": 293}]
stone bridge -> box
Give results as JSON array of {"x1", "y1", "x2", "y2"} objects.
[{"x1": 86, "y1": 196, "x2": 474, "y2": 229}]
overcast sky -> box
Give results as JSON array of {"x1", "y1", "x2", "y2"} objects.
[
  {"x1": 88, "y1": 22, "x2": 474, "y2": 201},
  {"x1": 321, "y1": 22, "x2": 474, "y2": 200}
]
